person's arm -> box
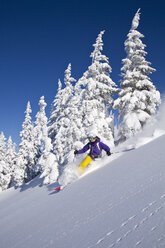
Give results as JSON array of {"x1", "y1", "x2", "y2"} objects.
[
  {"x1": 75, "y1": 143, "x2": 90, "y2": 155},
  {"x1": 100, "y1": 142, "x2": 111, "y2": 156}
]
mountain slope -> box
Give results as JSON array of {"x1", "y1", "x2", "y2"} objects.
[{"x1": 0, "y1": 135, "x2": 165, "y2": 248}]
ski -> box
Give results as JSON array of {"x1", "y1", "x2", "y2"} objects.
[{"x1": 54, "y1": 185, "x2": 66, "y2": 191}]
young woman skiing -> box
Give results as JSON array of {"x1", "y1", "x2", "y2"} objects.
[{"x1": 74, "y1": 134, "x2": 111, "y2": 175}]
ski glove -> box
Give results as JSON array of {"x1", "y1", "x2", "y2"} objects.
[
  {"x1": 107, "y1": 151, "x2": 111, "y2": 156},
  {"x1": 74, "y1": 150, "x2": 78, "y2": 155}
]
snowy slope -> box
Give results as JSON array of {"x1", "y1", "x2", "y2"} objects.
[{"x1": 0, "y1": 134, "x2": 165, "y2": 248}]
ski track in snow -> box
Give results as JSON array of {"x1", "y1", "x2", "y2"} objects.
[
  {"x1": 87, "y1": 191, "x2": 165, "y2": 248},
  {"x1": 83, "y1": 173, "x2": 164, "y2": 228}
]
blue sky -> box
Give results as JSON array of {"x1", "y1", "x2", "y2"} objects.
[{"x1": 0, "y1": 0, "x2": 165, "y2": 145}]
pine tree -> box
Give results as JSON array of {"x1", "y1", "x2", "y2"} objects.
[
  {"x1": 0, "y1": 132, "x2": 6, "y2": 164},
  {"x1": 62, "y1": 85, "x2": 85, "y2": 165},
  {"x1": 114, "y1": 9, "x2": 161, "y2": 141},
  {"x1": 34, "y1": 97, "x2": 53, "y2": 170},
  {"x1": 13, "y1": 102, "x2": 36, "y2": 186},
  {"x1": 6, "y1": 136, "x2": 16, "y2": 186},
  {"x1": 49, "y1": 79, "x2": 62, "y2": 144},
  {"x1": 77, "y1": 31, "x2": 118, "y2": 145},
  {"x1": 52, "y1": 63, "x2": 76, "y2": 166},
  {"x1": 34, "y1": 96, "x2": 51, "y2": 155},
  {"x1": 35, "y1": 96, "x2": 59, "y2": 184},
  {"x1": 0, "y1": 132, "x2": 11, "y2": 191},
  {"x1": 39, "y1": 152, "x2": 59, "y2": 185}
]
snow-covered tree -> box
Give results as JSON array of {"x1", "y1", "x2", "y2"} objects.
[
  {"x1": 77, "y1": 31, "x2": 118, "y2": 145},
  {"x1": 39, "y1": 152, "x2": 59, "y2": 185},
  {"x1": 13, "y1": 102, "x2": 36, "y2": 186},
  {"x1": 114, "y1": 9, "x2": 161, "y2": 141},
  {"x1": 62, "y1": 86, "x2": 85, "y2": 165},
  {"x1": 49, "y1": 79, "x2": 63, "y2": 143},
  {"x1": 33, "y1": 97, "x2": 59, "y2": 184},
  {"x1": 0, "y1": 132, "x2": 11, "y2": 191},
  {"x1": 7, "y1": 136, "x2": 15, "y2": 164},
  {"x1": 0, "y1": 132, "x2": 6, "y2": 164},
  {"x1": 52, "y1": 63, "x2": 76, "y2": 166},
  {"x1": 6, "y1": 136, "x2": 16, "y2": 185},
  {"x1": 34, "y1": 96, "x2": 51, "y2": 156}
]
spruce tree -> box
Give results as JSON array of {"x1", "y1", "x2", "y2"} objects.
[
  {"x1": 62, "y1": 85, "x2": 85, "y2": 165},
  {"x1": 34, "y1": 96, "x2": 52, "y2": 155},
  {"x1": 114, "y1": 9, "x2": 161, "y2": 141},
  {"x1": 52, "y1": 63, "x2": 76, "y2": 166},
  {"x1": 77, "y1": 31, "x2": 118, "y2": 145},
  {"x1": 13, "y1": 102, "x2": 36, "y2": 186},
  {"x1": 49, "y1": 79, "x2": 63, "y2": 144},
  {"x1": 35, "y1": 96, "x2": 59, "y2": 184},
  {"x1": 6, "y1": 136, "x2": 16, "y2": 187},
  {"x1": 0, "y1": 132, "x2": 11, "y2": 191}
]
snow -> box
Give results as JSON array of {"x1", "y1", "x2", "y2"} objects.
[{"x1": 0, "y1": 127, "x2": 165, "y2": 247}]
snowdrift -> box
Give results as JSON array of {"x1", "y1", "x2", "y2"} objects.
[{"x1": 0, "y1": 131, "x2": 165, "y2": 248}]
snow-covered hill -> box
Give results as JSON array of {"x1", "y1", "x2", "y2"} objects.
[{"x1": 0, "y1": 133, "x2": 165, "y2": 248}]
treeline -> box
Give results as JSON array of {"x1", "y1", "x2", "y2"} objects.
[{"x1": 0, "y1": 9, "x2": 161, "y2": 191}]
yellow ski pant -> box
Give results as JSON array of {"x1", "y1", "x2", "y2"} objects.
[{"x1": 78, "y1": 155, "x2": 92, "y2": 175}]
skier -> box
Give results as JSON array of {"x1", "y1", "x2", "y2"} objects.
[{"x1": 74, "y1": 134, "x2": 111, "y2": 175}]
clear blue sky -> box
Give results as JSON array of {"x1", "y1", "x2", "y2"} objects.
[{"x1": 0, "y1": 0, "x2": 165, "y2": 145}]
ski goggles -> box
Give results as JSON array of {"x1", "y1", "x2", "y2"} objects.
[{"x1": 88, "y1": 136, "x2": 95, "y2": 141}]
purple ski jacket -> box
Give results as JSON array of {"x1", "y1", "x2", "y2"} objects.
[{"x1": 77, "y1": 137, "x2": 110, "y2": 159}]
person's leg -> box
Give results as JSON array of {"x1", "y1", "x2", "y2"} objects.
[{"x1": 78, "y1": 155, "x2": 92, "y2": 175}]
